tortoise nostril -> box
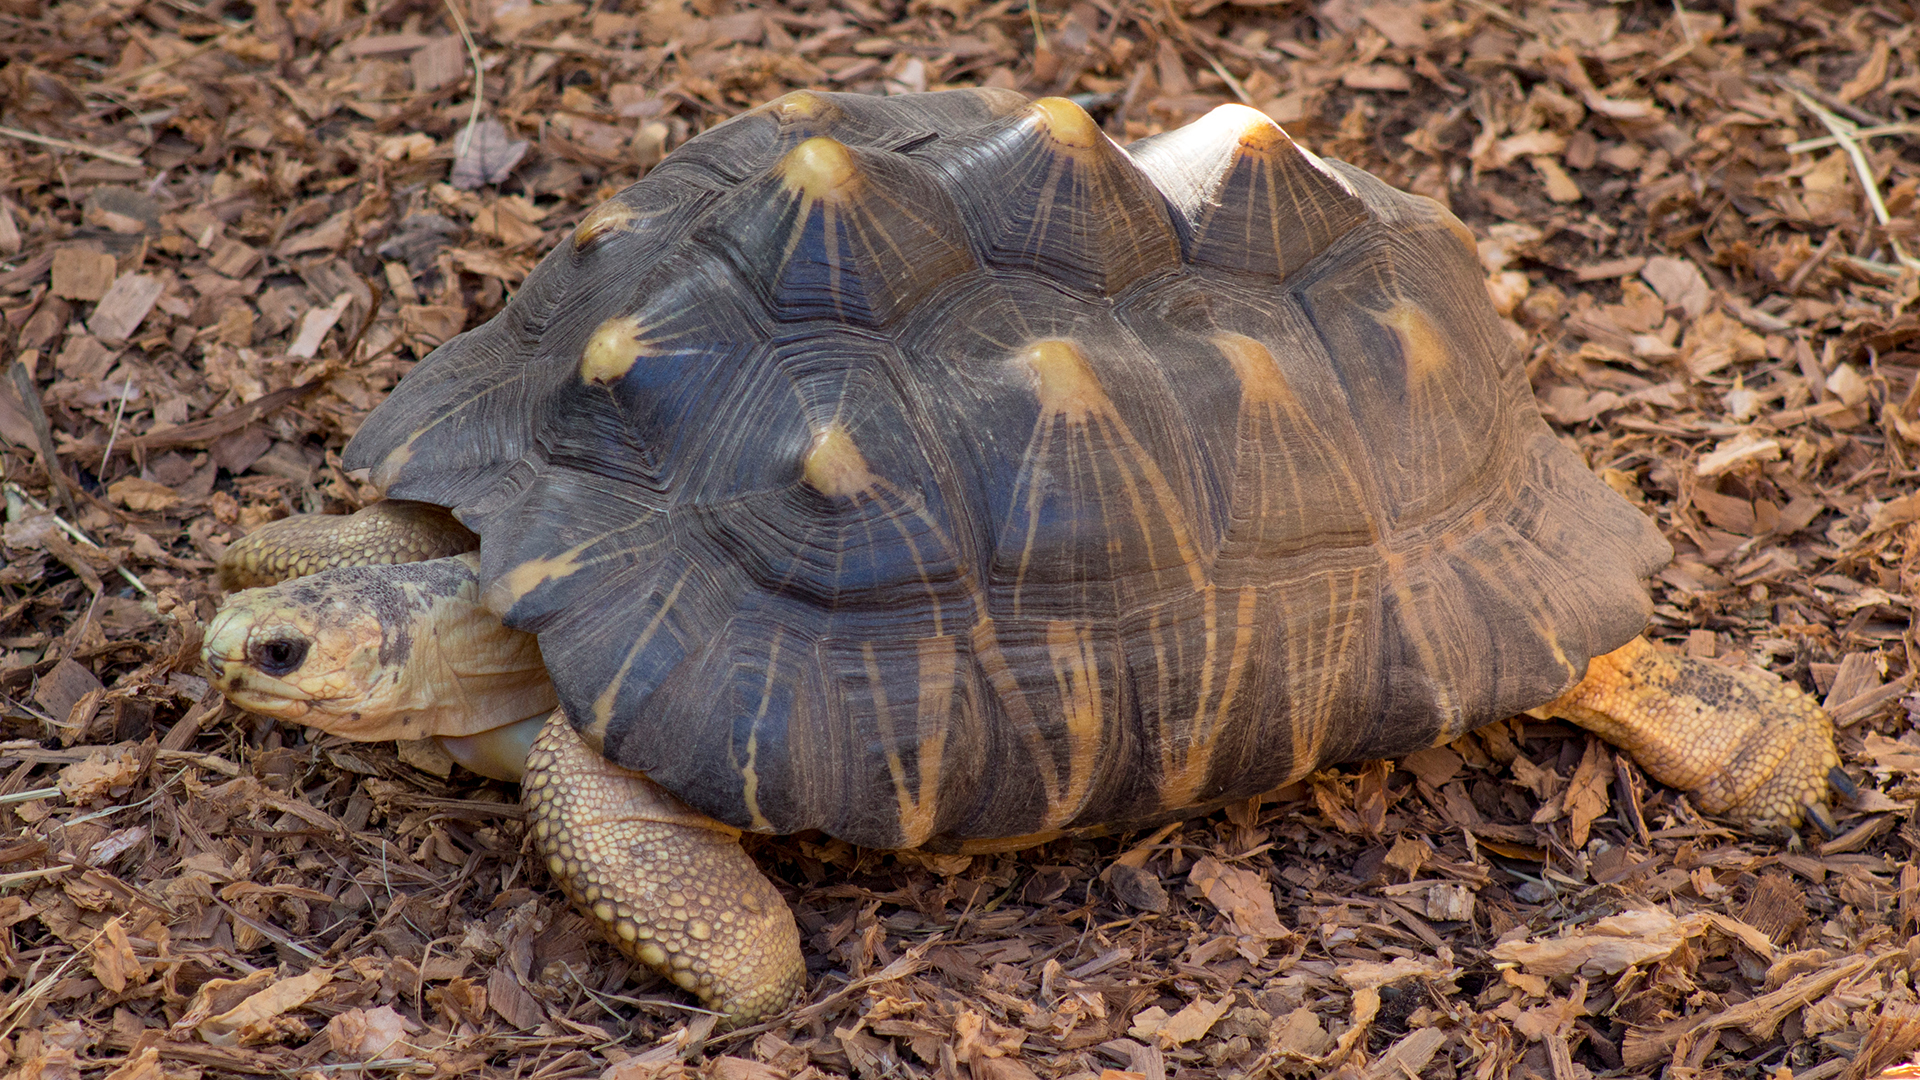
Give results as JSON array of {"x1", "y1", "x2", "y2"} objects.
[{"x1": 250, "y1": 637, "x2": 310, "y2": 677}]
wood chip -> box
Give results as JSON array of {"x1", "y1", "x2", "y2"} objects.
[
  {"x1": 86, "y1": 272, "x2": 165, "y2": 342},
  {"x1": 50, "y1": 246, "x2": 118, "y2": 301}
]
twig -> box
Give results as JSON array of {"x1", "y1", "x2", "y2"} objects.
[
  {"x1": 99, "y1": 378, "x2": 135, "y2": 476},
  {"x1": 1783, "y1": 230, "x2": 1838, "y2": 293},
  {"x1": 1784, "y1": 86, "x2": 1920, "y2": 272},
  {"x1": 0, "y1": 125, "x2": 144, "y2": 168},
  {"x1": 1774, "y1": 73, "x2": 1890, "y2": 127},
  {"x1": 0, "y1": 865, "x2": 71, "y2": 886},
  {"x1": 4, "y1": 483, "x2": 152, "y2": 597},
  {"x1": 91, "y1": 35, "x2": 225, "y2": 89},
  {"x1": 442, "y1": 0, "x2": 486, "y2": 159},
  {"x1": 95, "y1": 378, "x2": 323, "y2": 458},
  {"x1": 10, "y1": 359, "x2": 77, "y2": 521},
  {"x1": 213, "y1": 895, "x2": 324, "y2": 962},
  {"x1": 1454, "y1": 0, "x2": 1532, "y2": 35},
  {"x1": 0, "y1": 930, "x2": 90, "y2": 1041},
  {"x1": 1787, "y1": 121, "x2": 1920, "y2": 155},
  {"x1": 0, "y1": 786, "x2": 59, "y2": 805},
  {"x1": 1201, "y1": 52, "x2": 1254, "y2": 108}
]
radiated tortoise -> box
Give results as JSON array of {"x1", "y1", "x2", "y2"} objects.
[{"x1": 201, "y1": 88, "x2": 1847, "y2": 1026}]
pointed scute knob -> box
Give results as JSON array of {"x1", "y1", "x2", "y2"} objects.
[{"x1": 1127, "y1": 103, "x2": 1373, "y2": 280}]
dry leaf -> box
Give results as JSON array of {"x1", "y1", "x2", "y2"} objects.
[
  {"x1": 1839, "y1": 39, "x2": 1890, "y2": 102},
  {"x1": 50, "y1": 246, "x2": 117, "y2": 301},
  {"x1": 1490, "y1": 908, "x2": 1694, "y2": 977},
  {"x1": 1383, "y1": 834, "x2": 1430, "y2": 878},
  {"x1": 1696, "y1": 432, "x2": 1781, "y2": 477},
  {"x1": 1562, "y1": 741, "x2": 1611, "y2": 848},
  {"x1": 173, "y1": 969, "x2": 276, "y2": 1034},
  {"x1": 86, "y1": 272, "x2": 166, "y2": 342},
  {"x1": 89, "y1": 915, "x2": 141, "y2": 993},
  {"x1": 1358, "y1": 2, "x2": 1427, "y2": 48},
  {"x1": 1269, "y1": 1007, "x2": 1333, "y2": 1059},
  {"x1": 108, "y1": 476, "x2": 181, "y2": 512},
  {"x1": 1337, "y1": 954, "x2": 1455, "y2": 991},
  {"x1": 1509, "y1": 985, "x2": 1586, "y2": 1042},
  {"x1": 707, "y1": 1058, "x2": 788, "y2": 1080},
  {"x1": 1187, "y1": 856, "x2": 1286, "y2": 938},
  {"x1": 197, "y1": 967, "x2": 334, "y2": 1046},
  {"x1": 1128, "y1": 996, "x2": 1231, "y2": 1048},
  {"x1": 1424, "y1": 883, "x2": 1475, "y2": 921},
  {"x1": 288, "y1": 291, "x2": 354, "y2": 358},
  {"x1": 1826, "y1": 363, "x2": 1869, "y2": 407},
  {"x1": 57, "y1": 749, "x2": 141, "y2": 802},
  {"x1": 1532, "y1": 155, "x2": 1583, "y2": 203},
  {"x1": 1641, "y1": 256, "x2": 1710, "y2": 320},
  {"x1": 326, "y1": 1005, "x2": 416, "y2": 1061},
  {"x1": 1860, "y1": 732, "x2": 1920, "y2": 772},
  {"x1": 451, "y1": 118, "x2": 530, "y2": 189}
]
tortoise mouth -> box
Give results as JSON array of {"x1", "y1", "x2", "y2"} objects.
[{"x1": 201, "y1": 608, "x2": 320, "y2": 717}]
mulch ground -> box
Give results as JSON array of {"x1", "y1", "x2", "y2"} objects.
[{"x1": 1, "y1": 0, "x2": 1918, "y2": 1077}]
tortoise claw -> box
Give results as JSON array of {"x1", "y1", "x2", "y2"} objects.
[
  {"x1": 1803, "y1": 799, "x2": 1839, "y2": 838},
  {"x1": 1826, "y1": 765, "x2": 1860, "y2": 802}
]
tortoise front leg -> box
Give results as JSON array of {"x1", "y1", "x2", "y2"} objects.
[
  {"x1": 522, "y1": 710, "x2": 805, "y2": 1025},
  {"x1": 1534, "y1": 636, "x2": 1847, "y2": 830},
  {"x1": 217, "y1": 501, "x2": 477, "y2": 591}
]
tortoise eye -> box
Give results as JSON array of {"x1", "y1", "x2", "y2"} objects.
[{"x1": 250, "y1": 637, "x2": 309, "y2": 677}]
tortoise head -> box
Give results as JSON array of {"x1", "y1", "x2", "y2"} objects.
[
  {"x1": 201, "y1": 554, "x2": 558, "y2": 746},
  {"x1": 202, "y1": 578, "x2": 393, "y2": 729}
]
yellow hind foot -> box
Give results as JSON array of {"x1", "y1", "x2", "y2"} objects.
[{"x1": 1536, "y1": 636, "x2": 1848, "y2": 830}]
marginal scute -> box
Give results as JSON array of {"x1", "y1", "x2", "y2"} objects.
[
  {"x1": 573, "y1": 199, "x2": 639, "y2": 253},
  {"x1": 1440, "y1": 212, "x2": 1477, "y2": 256},
  {"x1": 580, "y1": 314, "x2": 649, "y2": 386},
  {"x1": 883, "y1": 634, "x2": 962, "y2": 847},
  {"x1": 802, "y1": 424, "x2": 875, "y2": 498},
  {"x1": 368, "y1": 438, "x2": 414, "y2": 494},
  {"x1": 485, "y1": 547, "x2": 589, "y2": 618},
  {"x1": 780, "y1": 137, "x2": 857, "y2": 201}
]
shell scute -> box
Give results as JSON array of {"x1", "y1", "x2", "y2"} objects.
[
  {"x1": 698, "y1": 138, "x2": 978, "y2": 327},
  {"x1": 1127, "y1": 103, "x2": 1372, "y2": 277},
  {"x1": 925, "y1": 97, "x2": 1182, "y2": 296}
]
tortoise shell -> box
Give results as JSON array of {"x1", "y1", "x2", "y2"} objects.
[{"x1": 344, "y1": 88, "x2": 1671, "y2": 849}]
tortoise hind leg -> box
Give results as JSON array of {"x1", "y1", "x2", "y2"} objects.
[
  {"x1": 1535, "y1": 636, "x2": 1846, "y2": 829},
  {"x1": 522, "y1": 710, "x2": 805, "y2": 1025}
]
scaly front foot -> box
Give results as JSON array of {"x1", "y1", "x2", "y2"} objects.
[{"x1": 522, "y1": 710, "x2": 806, "y2": 1025}]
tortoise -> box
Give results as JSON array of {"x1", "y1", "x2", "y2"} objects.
[{"x1": 201, "y1": 88, "x2": 1846, "y2": 1026}]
